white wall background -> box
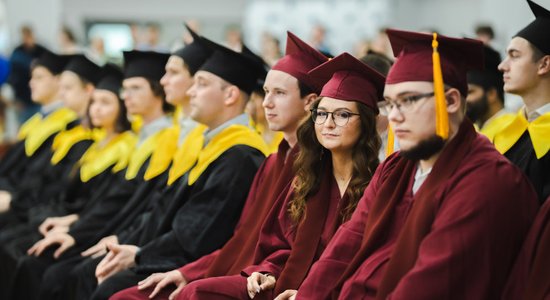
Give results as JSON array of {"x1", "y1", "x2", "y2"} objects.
[
  {"x1": 3, "y1": 0, "x2": 62, "y2": 53},
  {"x1": 389, "y1": 0, "x2": 535, "y2": 54}
]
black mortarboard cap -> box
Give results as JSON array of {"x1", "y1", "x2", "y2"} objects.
[
  {"x1": 241, "y1": 44, "x2": 269, "y2": 93},
  {"x1": 198, "y1": 39, "x2": 267, "y2": 94},
  {"x1": 96, "y1": 63, "x2": 123, "y2": 95},
  {"x1": 172, "y1": 24, "x2": 215, "y2": 75},
  {"x1": 64, "y1": 54, "x2": 102, "y2": 85},
  {"x1": 33, "y1": 49, "x2": 69, "y2": 75},
  {"x1": 516, "y1": 0, "x2": 550, "y2": 54},
  {"x1": 123, "y1": 50, "x2": 170, "y2": 82}
]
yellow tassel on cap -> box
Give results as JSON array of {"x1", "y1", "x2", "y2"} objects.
[
  {"x1": 386, "y1": 123, "x2": 395, "y2": 158},
  {"x1": 432, "y1": 33, "x2": 449, "y2": 139}
]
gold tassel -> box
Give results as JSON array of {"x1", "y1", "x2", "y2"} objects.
[
  {"x1": 386, "y1": 123, "x2": 395, "y2": 158},
  {"x1": 432, "y1": 33, "x2": 449, "y2": 139}
]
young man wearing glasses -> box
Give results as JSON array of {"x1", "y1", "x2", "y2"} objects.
[{"x1": 289, "y1": 29, "x2": 538, "y2": 300}]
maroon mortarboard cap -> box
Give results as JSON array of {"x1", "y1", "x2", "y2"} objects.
[
  {"x1": 123, "y1": 50, "x2": 170, "y2": 82},
  {"x1": 308, "y1": 52, "x2": 385, "y2": 113},
  {"x1": 515, "y1": 0, "x2": 550, "y2": 55},
  {"x1": 385, "y1": 29, "x2": 484, "y2": 95},
  {"x1": 64, "y1": 54, "x2": 102, "y2": 85},
  {"x1": 172, "y1": 24, "x2": 215, "y2": 75},
  {"x1": 272, "y1": 31, "x2": 328, "y2": 93}
]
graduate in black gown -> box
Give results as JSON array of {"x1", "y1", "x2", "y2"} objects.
[
  {"x1": 74, "y1": 36, "x2": 270, "y2": 300},
  {"x1": 4, "y1": 54, "x2": 103, "y2": 230},
  {"x1": 34, "y1": 26, "x2": 214, "y2": 300},
  {"x1": 0, "y1": 50, "x2": 76, "y2": 227},
  {"x1": 5, "y1": 51, "x2": 176, "y2": 300},
  {"x1": 493, "y1": 0, "x2": 550, "y2": 203}
]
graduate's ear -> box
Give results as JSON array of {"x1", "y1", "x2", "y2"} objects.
[
  {"x1": 537, "y1": 55, "x2": 550, "y2": 76},
  {"x1": 223, "y1": 85, "x2": 241, "y2": 106},
  {"x1": 302, "y1": 93, "x2": 318, "y2": 111},
  {"x1": 85, "y1": 83, "x2": 95, "y2": 96},
  {"x1": 445, "y1": 88, "x2": 462, "y2": 114}
]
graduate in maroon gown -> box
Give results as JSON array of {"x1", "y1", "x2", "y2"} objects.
[
  {"x1": 288, "y1": 29, "x2": 539, "y2": 300},
  {"x1": 167, "y1": 52, "x2": 384, "y2": 300},
  {"x1": 502, "y1": 195, "x2": 550, "y2": 300},
  {"x1": 109, "y1": 31, "x2": 326, "y2": 300}
]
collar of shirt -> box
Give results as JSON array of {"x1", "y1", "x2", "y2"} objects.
[
  {"x1": 138, "y1": 115, "x2": 173, "y2": 145},
  {"x1": 412, "y1": 164, "x2": 432, "y2": 195},
  {"x1": 40, "y1": 101, "x2": 64, "y2": 117},
  {"x1": 178, "y1": 115, "x2": 199, "y2": 145},
  {"x1": 525, "y1": 102, "x2": 550, "y2": 122},
  {"x1": 203, "y1": 113, "x2": 250, "y2": 146}
]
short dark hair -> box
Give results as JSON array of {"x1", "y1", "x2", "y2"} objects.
[
  {"x1": 298, "y1": 80, "x2": 315, "y2": 98},
  {"x1": 529, "y1": 42, "x2": 546, "y2": 62},
  {"x1": 359, "y1": 51, "x2": 393, "y2": 76},
  {"x1": 146, "y1": 78, "x2": 174, "y2": 113}
]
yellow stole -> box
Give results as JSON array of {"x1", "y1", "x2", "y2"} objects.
[
  {"x1": 178, "y1": 124, "x2": 270, "y2": 186},
  {"x1": 125, "y1": 126, "x2": 178, "y2": 180},
  {"x1": 79, "y1": 132, "x2": 137, "y2": 182},
  {"x1": 479, "y1": 113, "x2": 516, "y2": 142},
  {"x1": 18, "y1": 108, "x2": 77, "y2": 157},
  {"x1": 493, "y1": 109, "x2": 550, "y2": 159},
  {"x1": 143, "y1": 126, "x2": 180, "y2": 181},
  {"x1": 167, "y1": 125, "x2": 208, "y2": 185},
  {"x1": 50, "y1": 125, "x2": 93, "y2": 165}
]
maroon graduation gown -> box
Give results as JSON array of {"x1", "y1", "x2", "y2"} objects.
[
  {"x1": 296, "y1": 120, "x2": 538, "y2": 300},
  {"x1": 174, "y1": 162, "x2": 349, "y2": 300},
  {"x1": 502, "y1": 195, "x2": 550, "y2": 300}
]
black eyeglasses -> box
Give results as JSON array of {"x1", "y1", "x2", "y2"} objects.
[
  {"x1": 379, "y1": 92, "x2": 435, "y2": 115},
  {"x1": 310, "y1": 108, "x2": 360, "y2": 126}
]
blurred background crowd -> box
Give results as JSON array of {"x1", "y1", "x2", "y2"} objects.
[{"x1": 0, "y1": 0, "x2": 535, "y2": 143}]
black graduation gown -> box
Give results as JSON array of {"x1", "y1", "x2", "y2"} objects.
[
  {"x1": 4, "y1": 160, "x2": 151, "y2": 300},
  {"x1": 30, "y1": 168, "x2": 171, "y2": 300},
  {"x1": 84, "y1": 145, "x2": 265, "y2": 300},
  {"x1": 0, "y1": 156, "x2": 127, "y2": 300},
  {"x1": 0, "y1": 118, "x2": 79, "y2": 193},
  {"x1": 0, "y1": 120, "x2": 85, "y2": 229},
  {"x1": 13, "y1": 138, "x2": 93, "y2": 224},
  {"x1": 505, "y1": 131, "x2": 550, "y2": 203}
]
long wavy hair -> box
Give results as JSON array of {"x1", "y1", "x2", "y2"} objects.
[{"x1": 289, "y1": 97, "x2": 381, "y2": 223}]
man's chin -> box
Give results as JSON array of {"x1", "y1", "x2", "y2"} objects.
[{"x1": 400, "y1": 135, "x2": 446, "y2": 161}]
